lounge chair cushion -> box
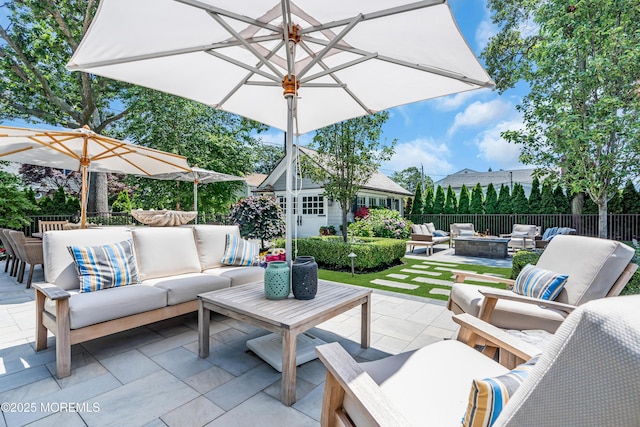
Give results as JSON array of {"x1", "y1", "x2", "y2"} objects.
[
  {"x1": 460, "y1": 230, "x2": 475, "y2": 236},
  {"x1": 513, "y1": 264, "x2": 568, "y2": 301},
  {"x1": 462, "y1": 356, "x2": 539, "y2": 427},
  {"x1": 192, "y1": 225, "x2": 241, "y2": 270},
  {"x1": 68, "y1": 239, "x2": 139, "y2": 293},
  {"x1": 425, "y1": 222, "x2": 437, "y2": 234},
  {"x1": 221, "y1": 234, "x2": 258, "y2": 266},
  {"x1": 536, "y1": 235, "x2": 634, "y2": 305},
  {"x1": 344, "y1": 340, "x2": 509, "y2": 427}
]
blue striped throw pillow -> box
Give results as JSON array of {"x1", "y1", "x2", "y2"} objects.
[
  {"x1": 462, "y1": 356, "x2": 539, "y2": 427},
  {"x1": 68, "y1": 239, "x2": 139, "y2": 293},
  {"x1": 221, "y1": 234, "x2": 258, "y2": 266},
  {"x1": 513, "y1": 264, "x2": 568, "y2": 300}
]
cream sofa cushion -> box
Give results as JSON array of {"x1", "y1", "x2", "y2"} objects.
[
  {"x1": 204, "y1": 266, "x2": 265, "y2": 287},
  {"x1": 43, "y1": 228, "x2": 133, "y2": 291},
  {"x1": 44, "y1": 285, "x2": 167, "y2": 329},
  {"x1": 192, "y1": 225, "x2": 241, "y2": 270},
  {"x1": 143, "y1": 273, "x2": 230, "y2": 305},
  {"x1": 132, "y1": 227, "x2": 201, "y2": 281},
  {"x1": 425, "y1": 222, "x2": 436, "y2": 234},
  {"x1": 344, "y1": 340, "x2": 509, "y2": 427},
  {"x1": 535, "y1": 235, "x2": 633, "y2": 305}
]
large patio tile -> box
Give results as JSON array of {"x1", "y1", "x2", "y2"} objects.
[
  {"x1": 184, "y1": 365, "x2": 235, "y2": 394},
  {"x1": 81, "y1": 327, "x2": 164, "y2": 359},
  {"x1": 151, "y1": 347, "x2": 213, "y2": 380},
  {"x1": 0, "y1": 365, "x2": 51, "y2": 394},
  {"x1": 0, "y1": 377, "x2": 59, "y2": 404},
  {"x1": 160, "y1": 396, "x2": 225, "y2": 427},
  {"x1": 205, "y1": 392, "x2": 317, "y2": 427},
  {"x1": 430, "y1": 309, "x2": 459, "y2": 331},
  {"x1": 296, "y1": 359, "x2": 327, "y2": 385},
  {"x1": 423, "y1": 325, "x2": 458, "y2": 339},
  {"x1": 138, "y1": 329, "x2": 199, "y2": 357},
  {"x1": 46, "y1": 351, "x2": 108, "y2": 388},
  {"x1": 371, "y1": 335, "x2": 412, "y2": 354},
  {"x1": 292, "y1": 382, "x2": 325, "y2": 422},
  {"x1": 0, "y1": 340, "x2": 55, "y2": 374},
  {"x1": 406, "y1": 302, "x2": 447, "y2": 324},
  {"x1": 22, "y1": 410, "x2": 86, "y2": 427},
  {"x1": 405, "y1": 332, "x2": 445, "y2": 351},
  {"x1": 200, "y1": 340, "x2": 263, "y2": 377},
  {"x1": 370, "y1": 316, "x2": 427, "y2": 342},
  {"x1": 100, "y1": 349, "x2": 162, "y2": 383},
  {"x1": 204, "y1": 364, "x2": 280, "y2": 411},
  {"x1": 81, "y1": 371, "x2": 199, "y2": 426},
  {"x1": 262, "y1": 376, "x2": 316, "y2": 402}
]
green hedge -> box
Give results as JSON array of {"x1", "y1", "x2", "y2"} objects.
[
  {"x1": 272, "y1": 236, "x2": 406, "y2": 271},
  {"x1": 512, "y1": 245, "x2": 640, "y2": 296}
]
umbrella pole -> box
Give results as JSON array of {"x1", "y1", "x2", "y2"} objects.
[
  {"x1": 285, "y1": 96, "x2": 294, "y2": 263},
  {"x1": 80, "y1": 161, "x2": 89, "y2": 229},
  {"x1": 193, "y1": 180, "x2": 198, "y2": 224}
]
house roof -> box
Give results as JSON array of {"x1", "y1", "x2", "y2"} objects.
[
  {"x1": 435, "y1": 168, "x2": 537, "y2": 189},
  {"x1": 243, "y1": 173, "x2": 267, "y2": 188},
  {"x1": 258, "y1": 145, "x2": 412, "y2": 196}
]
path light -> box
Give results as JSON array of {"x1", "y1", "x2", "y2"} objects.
[{"x1": 348, "y1": 252, "x2": 357, "y2": 277}]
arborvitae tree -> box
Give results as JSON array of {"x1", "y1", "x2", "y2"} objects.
[
  {"x1": 433, "y1": 185, "x2": 445, "y2": 214},
  {"x1": 608, "y1": 189, "x2": 624, "y2": 214},
  {"x1": 65, "y1": 196, "x2": 80, "y2": 215},
  {"x1": 444, "y1": 185, "x2": 458, "y2": 214},
  {"x1": 553, "y1": 185, "x2": 570, "y2": 214},
  {"x1": 511, "y1": 183, "x2": 529, "y2": 214},
  {"x1": 23, "y1": 188, "x2": 39, "y2": 215},
  {"x1": 411, "y1": 184, "x2": 424, "y2": 215},
  {"x1": 528, "y1": 176, "x2": 542, "y2": 214},
  {"x1": 540, "y1": 180, "x2": 556, "y2": 213},
  {"x1": 469, "y1": 183, "x2": 484, "y2": 214},
  {"x1": 458, "y1": 184, "x2": 470, "y2": 214},
  {"x1": 405, "y1": 197, "x2": 413, "y2": 215},
  {"x1": 497, "y1": 184, "x2": 513, "y2": 214},
  {"x1": 423, "y1": 185, "x2": 434, "y2": 214},
  {"x1": 485, "y1": 183, "x2": 498, "y2": 214},
  {"x1": 621, "y1": 180, "x2": 640, "y2": 214}
]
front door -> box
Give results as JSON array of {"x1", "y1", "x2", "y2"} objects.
[{"x1": 297, "y1": 194, "x2": 326, "y2": 237}]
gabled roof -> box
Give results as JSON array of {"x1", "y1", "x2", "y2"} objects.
[
  {"x1": 435, "y1": 168, "x2": 537, "y2": 189},
  {"x1": 258, "y1": 145, "x2": 412, "y2": 196}
]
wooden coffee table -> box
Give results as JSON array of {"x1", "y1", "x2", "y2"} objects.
[{"x1": 197, "y1": 280, "x2": 372, "y2": 406}]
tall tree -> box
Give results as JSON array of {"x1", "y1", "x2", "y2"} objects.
[
  {"x1": 0, "y1": 171, "x2": 38, "y2": 228},
  {"x1": 511, "y1": 183, "x2": 529, "y2": 214},
  {"x1": 469, "y1": 183, "x2": 484, "y2": 214},
  {"x1": 433, "y1": 185, "x2": 445, "y2": 214},
  {"x1": 541, "y1": 180, "x2": 556, "y2": 214},
  {"x1": 306, "y1": 112, "x2": 395, "y2": 242},
  {"x1": 118, "y1": 88, "x2": 263, "y2": 213},
  {"x1": 485, "y1": 183, "x2": 498, "y2": 214},
  {"x1": 423, "y1": 185, "x2": 434, "y2": 215},
  {"x1": 528, "y1": 176, "x2": 542, "y2": 214},
  {"x1": 411, "y1": 184, "x2": 424, "y2": 215},
  {"x1": 444, "y1": 185, "x2": 458, "y2": 214},
  {"x1": 621, "y1": 180, "x2": 640, "y2": 214},
  {"x1": 389, "y1": 166, "x2": 433, "y2": 194},
  {"x1": 553, "y1": 185, "x2": 570, "y2": 214},
  {"x1": 252, "y1": 143, "x2": 283, "y2": 175},
  {"x1": 483, "y1": 0, "x2": 640, "y2": 237},
  {"x1": 458, "y1": 184, "x2": 470, "y2": 214},
  {"x1": 0, "y1": 0, "x2": 131, "y2": 213},
  {"x1": 497, "y1": 184, "x2": 513, "y2": 214}
]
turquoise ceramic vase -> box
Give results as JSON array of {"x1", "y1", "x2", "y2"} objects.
[{"x1": 264, "y1": 261, "x2": 290, "y2": 300}]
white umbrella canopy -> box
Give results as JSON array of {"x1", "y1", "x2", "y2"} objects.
[
  {"x1": 148, "y1": 166, "x2": 245, "y2": 216},
  {"x1": 68, "y1": 0, "x2": 494, "y2": 259},
  {"x1": 0, "y1": 125, "x2": 192, "y2": 228}
]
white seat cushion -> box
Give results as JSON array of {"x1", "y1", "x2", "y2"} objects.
[
  {"x1": 143, "y1": 273, "x2": 230, "y2": 305},
  {"x1": 203, "y1": 266, "x2": 265, "y2": 287}
]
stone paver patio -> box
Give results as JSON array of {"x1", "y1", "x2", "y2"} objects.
[{"x1": 0, "y1": 260, "x2": 462, "y2": 427}]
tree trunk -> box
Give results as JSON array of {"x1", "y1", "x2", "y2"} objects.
[
  {"x1": 87, "y1": 172, "x2": 108, "y2": 214},
  {"x1": 598, "y1": 197, "x2": 608, "y2": 239},
  {"x1": 341, "y1": 208, "x2": 348, "y2": 243},
  {"x1": 571, "y1": 192, "x2": 584, "y2": 233}
]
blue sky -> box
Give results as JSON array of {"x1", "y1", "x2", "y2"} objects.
[
  {"x1": 1, "y1": 0, "x2": 528, "y2": 182},
  {"x1": 258, "y1": 0, "x2": 530, "y2": 181}
]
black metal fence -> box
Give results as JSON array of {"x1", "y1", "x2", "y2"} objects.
[
  {"x1": 405, "y1": 213, "x2": 640, "y2": 241},
  {"x1": 21, "y1": 212, "x2": 230, "y2": 236}
]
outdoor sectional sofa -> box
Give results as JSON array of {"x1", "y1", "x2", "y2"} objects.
[
  {"x1": 409, "y1": 222, "x2": 450, "y2": 245},
  {"x1": 34, "y1": 225, "x2": 264, "y2": 378}
]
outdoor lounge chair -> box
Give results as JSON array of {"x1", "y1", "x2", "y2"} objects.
[
  {"x1": 317, "y1": 295, "x2": 640, "y2": 427},
  {"x1": 447, "y1": 234, "x2": 637, "y2": 333},
  {"x1": 536, "y1": 226, "x2": 576, "y2": 248},
  {"x1": 499, "y1": 223, "x2": 537, "y2": 251},
  {"x1": 38, "y1": 220, "x2": 69, "y2": 234},
  {"x1": 1, "y1": 229, "x2": 19, "y2": 276},
  {"x1": 8, "y1": 230, "x2": 44, "y2": 288}
]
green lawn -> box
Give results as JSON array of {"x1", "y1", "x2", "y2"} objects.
[{"x1": 319, "y1": 257, "x2": 512, "y2": 301}]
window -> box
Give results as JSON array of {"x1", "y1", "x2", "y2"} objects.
[
  {"x1": 369, "y1": 197, "x2": 377, "y2": 207},
  {"x1": 356, "y1": 197, "x2": 367, "y2": 209},
  {"x1": 277, "y1": 196, "x2": 297, "y2": 214},
  {"x1": 302, "y1": 196, "x2": 324, "y2": 215}
]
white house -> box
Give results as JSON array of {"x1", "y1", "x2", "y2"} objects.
[
  {"x1": 434, "y1": 168, "x2": 538, "y2": 197},
  {"x1": 257, "y1": 145, "x2": 412, "y2": 237}
]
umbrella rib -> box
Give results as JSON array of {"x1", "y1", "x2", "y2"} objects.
[
  {"x1": 297, "y1": 0, "x2": 445, "y2": 35},
  {"x1": 216, "y1": 40, "x2": 285, "y2": 109},
  {"x1": 173, "y1": 0, "x2": 282, "y2": 33},
  {"x1": 206, "y1": 50, "x2": 281, "y2": 83},
  {"x1": 206, "y1": 11, "x2": 283, "y2": 79},
  {"x1": 302, "y1": 36, "x2": 494, "y2": 88},
  {"x1": 297, "y1": 14, "x2": 364, "y2": 80},
  {"x1": 300, "y1": 52, "x2": 377, "y2": 84}
]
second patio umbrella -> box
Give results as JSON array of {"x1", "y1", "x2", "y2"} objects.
[
  {"x1": 148, "y1": 166, "x2": 245, "y2": 219},
  {"x1": 0, "y1": 125, "x2": 192, "y2": 228},
  {"x1": 67, "y1": 0, "x2": 494, "y2": 258}
]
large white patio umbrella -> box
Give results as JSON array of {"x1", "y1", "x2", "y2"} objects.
[
  {"x1": 148, "y1": 166, "x2": 245, "y2": 220},
  {"x1": 0, "y1": 125, "x2": 191, "y2": 228},
  {"x1": 67, "y1": 0, "x2": 494, "y2": 259}
]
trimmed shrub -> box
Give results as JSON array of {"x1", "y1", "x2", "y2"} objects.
[
  {"x1": 274, "y1": 236, "x2": 406, "y2": 271},
  {"x1": 348, "y1": 208, "x2": 410, "y2": 239},
  {"x1": 511, "y1": 250, "x2": 543, "y2": 279}
]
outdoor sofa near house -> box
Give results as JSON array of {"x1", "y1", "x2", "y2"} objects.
[
  {"x1": 409, "y1": 223, "x2": 450, "y2": 245},
  {"x1": 34, "y1": 225, "x2": 264, "y2": 378}
]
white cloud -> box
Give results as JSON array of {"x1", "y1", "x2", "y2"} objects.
[
  {"x1": 475, "y1": 119, "x2": 525, "y2": 169},
  {"x1": 431, "y1": 89, "x2": 489, "y2": 111},
  {"x1": 448, "y1": 99, "x2": 512, "y2": 136},
  {"x1": 475, "y1": 17, "x2": 498, "y2": 50},
  {"x1": 381, "y1": 137, "x2": 455, "y2": 178}
]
